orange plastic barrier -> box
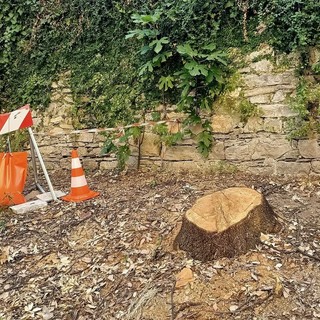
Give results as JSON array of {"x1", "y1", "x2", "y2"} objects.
[{"x1": 0, "y1": 152, "x2": 28, "y2": 206}]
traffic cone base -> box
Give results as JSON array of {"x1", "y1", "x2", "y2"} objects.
[
  {"x1": 62, "y1": 189, "x2": 99, "y2": 202},
  {"x1": 62, "y1": 149, "x2": 99, "y2": 202}
]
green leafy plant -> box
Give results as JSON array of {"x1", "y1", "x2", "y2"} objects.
[
  {"x1": 126, "y1": 8, "x2": 229, "y2": 157},
  {"x1": 263, "y1": 0, "x2": 320, "y2": 52},
  {"x1": 312, "y1": 62, "x2": 320, "y2": 75},
  {"x1": 0, "y1": 219, "x2": 6, "y2": 233},
  {"x1": 287, "y1": 78, "x2": 320, "y2": 138},
  {"x1": 213, "y1": 71, "x2": 259, "y2": 123},
  {"x1": 153, "y1": 123, "x2": 184, "y2": 147},
  {"x1": 238, "y1": 99, "x2": 259, "y2": 123},
  {"x1": 1, "y1": 0, "x2": 320, "y2": 168},
  {"x1": 1, "y1": 0, "x2": 319, "y2": 114},
  {"x1": 197, "y1": 129, "x2": 213, "y2": 158},
  {"x1": 209, "y1": 160, "x2": 238, "y2": 174},
  {"x1": 102, "y1": 126, "x2": 143, "y2": 170}
]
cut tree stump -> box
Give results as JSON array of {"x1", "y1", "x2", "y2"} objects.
[{"x1": 174, "y1": 187, "x2": 281, "y2": 261}]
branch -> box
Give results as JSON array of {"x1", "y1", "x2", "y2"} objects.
[
  {"x1": 204, "y1": 290, "x2": 273, "y2": 315},
  {"x1": 170, "y1": 280, "x2": 176, "y2": 320}
]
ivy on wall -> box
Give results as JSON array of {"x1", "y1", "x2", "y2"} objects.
[
  {"x1": 2, "y1": 0, "x2": 319, "y2": 113},
  {"x1": 0, "y1": 0, "x2": 319, "y2": 166}
]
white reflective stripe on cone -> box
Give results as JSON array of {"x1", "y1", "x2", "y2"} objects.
[
  {"x1": 71, "y1": 175, "x2": 87, "y2": 188},
  {"x1": 72, "y1": 158, "x2": 82, "y2": 169}
]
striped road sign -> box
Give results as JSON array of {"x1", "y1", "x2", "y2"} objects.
[{"x1": 0, "y1": 105, "x2": 33, "y2": 135}]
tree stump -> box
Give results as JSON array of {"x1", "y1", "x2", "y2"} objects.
[{"x1": 174, "y1": 187, "x2": 281, "y2": 261}]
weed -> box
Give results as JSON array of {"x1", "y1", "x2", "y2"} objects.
[
  {"x1": 149, "y1": 179, "x2": 158, "y2": 188},
  {"x1": 209, "y1": 161, "x2": 238, "y2": 174},
  {"x1": 0, "y1": 220, "x2": 6, "y2": 232}
]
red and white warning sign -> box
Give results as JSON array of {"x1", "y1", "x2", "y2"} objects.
[{"x1": 0, "y1": 105, "x2": 33, "y2": 135}]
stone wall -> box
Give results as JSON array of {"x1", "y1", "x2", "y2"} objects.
[
  {"x1": 33, "y1": 47, "x2": 320, "y2": 177},
  {"x1": 32, "y1": 72, "x2": 118, "y2": 172}
]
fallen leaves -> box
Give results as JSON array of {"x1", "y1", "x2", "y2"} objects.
[
  {"x1": 0, "y1": 170, "x2": 320, "y2": 320},
  {"x1": 273, "y1": 276, "x2": 284, "y2": 297},
  {"x1": 39, "y1": 306, "x2": 55, "y2": 320},
  {"x1": 0, "y1": 246, "x2": 10, "y2": 264},
  {"x1": 229, "y1": 304, "x2": 239, "y2": 312}
]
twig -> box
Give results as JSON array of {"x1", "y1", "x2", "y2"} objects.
[
  {"x1": 205, "y1": 290, "x2": 273, "y2": 316},
  {"x1": 137, "y1": 129, "x2": 145, "y2": 170},
  {"x1": 170, "y1": 280, "x2": 176, "y2": 320},
  {"x1": 184, "y1": 311, "x2": 200, "y2": 319},
  {"x1": 233, "y1": 295, "x2": 255, "y2": 313},
  {"x1": 175, "y1": 301, "x2": 202, "y2": 314},
  {"x1": 0, "y1": 267, "x2": 49, "y2": 295},
  {"x1": 262, "y1": 182, "x2": 288, "y2": 196},
  {"x1": 260, "y1": 241, "x2": 289, "y2": 252},
  {"x1": 69, "y1": 249, "x2": 113, "y2": 275},
  {"x1": 35, "y1": 250, "x2": 54, "y2": 263},
  {"x1": 84, "y1": 232, "x2": 108, "y2": 245},
  {"x1": 69, "y1": 213, "x2": 93, "y2": 227},
  {"x1": 0, "y1": 266, "x2": 58, "y2": 295},
  {"x1": 294, "y1": 211, "x2": 301, "y2": 241},
  {"x1": 261, "y1": 241, "x2": 320, "y2": 262},
  {"x1": 4, "y1": 227, "x2": 43, "y2": 242},
  {"x1": 273, "y1": 211, "x2": 291, "y2": 224},
  {"x1": 0, "y1": 284, "x2": 24, "y2": 295},
  {"x1": 96, "y1": 278, "x2": 123, "y2": 310},
  {"x1": 296, "y1": 247, "x2": 320, "y2": 262},
  {"x1": 237, "y1": 291, "x2": 273, "y2": 313},
  {"x1": 126, "y1": 284, "x2": 158, "y2": 320},
  {"x1": 72, "y1": 309, "x2": 80, "y2": 320}
]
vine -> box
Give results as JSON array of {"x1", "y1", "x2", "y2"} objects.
[
  {"x1": 1, "y1": 0, "x2": 320, "y2": 167},
  {"x1": 122, "y1": 8, "x2": 229, "y2": 160},
  {"x1": 237, "y1": 0, "x2": 249, "y2": 42}
]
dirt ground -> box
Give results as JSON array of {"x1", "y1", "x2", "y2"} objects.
[{"x1": 1, "y1": 168, "x2": 320, "y2": 320}]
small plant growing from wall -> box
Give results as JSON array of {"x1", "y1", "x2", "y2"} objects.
[
  {"x1": 211, "y1": 71, "x2": 260, "y2": 124},
  {"x1": 287, "y1": 78, "x2": 320, "y2": 139}
]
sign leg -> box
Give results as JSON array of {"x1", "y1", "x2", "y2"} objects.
[{"x1": 28, "y1": 128, "x2": 57, "y2": 201}]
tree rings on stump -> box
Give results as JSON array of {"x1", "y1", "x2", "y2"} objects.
[{"x1": 174, "y1": 187, "x2": 281, "y2": 261}]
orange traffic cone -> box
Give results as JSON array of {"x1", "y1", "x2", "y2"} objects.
[{"x1": 62, "y1": 150, "x2": 99, "y2": 202}]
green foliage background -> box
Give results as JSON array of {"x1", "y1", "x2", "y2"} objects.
[{"x1": 0, "y1": 0, "x2": 319, "y2": 130}]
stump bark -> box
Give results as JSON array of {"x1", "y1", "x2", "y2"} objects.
[{"x1": 174, "y1": 187, "x2": 280, "y2": 261}]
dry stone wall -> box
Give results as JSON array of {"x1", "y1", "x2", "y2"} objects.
[
  {"x1": 32, "y1": 72, "x2": 118, "y2": 172},
  {"x1": 33, "y1": 47, "x2": 320, "y2": 177}
]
